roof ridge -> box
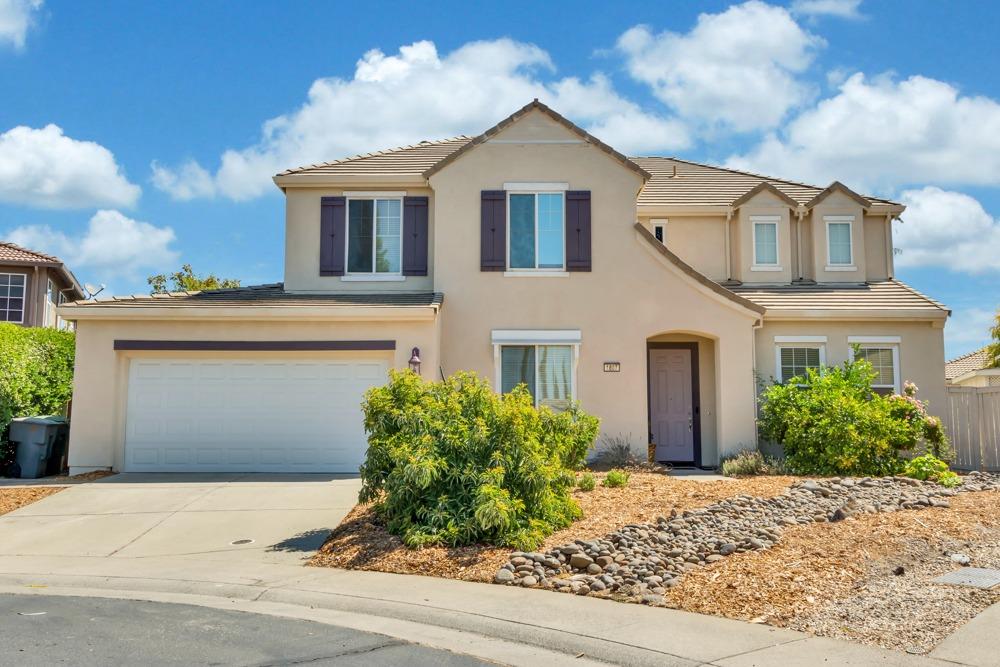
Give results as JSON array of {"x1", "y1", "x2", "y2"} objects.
[
  {"x1": 0, "y1": 240, "x2": 63, "y2": 264},
  {"x1": 946, "y1": 346, "x2": 989, "y2": 365},
  {"x1": 278, "y1": 136, "x2": 472, "y2": 176}
]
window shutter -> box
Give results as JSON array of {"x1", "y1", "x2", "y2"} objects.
[
  {"x1": 565, "y1": 190, "x2": 591, "y2": 271},
  {"x1": 402, "y1": 196, "x2": 429, "y2": 276},
  {"x1": 481, "y1": 190, "x2": 506, "y2": 271},
  {"x1": 319, "y1": 196, "x2": 346, "y2": 276}
]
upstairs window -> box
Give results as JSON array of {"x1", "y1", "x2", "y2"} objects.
[
  {"x1": 825, "y1": 216, "x2": 854, "y2": 268},
  {"x1": 508, "y1": 192, "x2": 565, "y2": 270},
  {"x1": 0, "y1": 273, "x2": 26, "y2": 323},
  {"x1": 752, "y1": 216, "x2": 780, "y2": 269},
  {"x1": 347, "y1": 197, "x2": 402, "y2": 274}
]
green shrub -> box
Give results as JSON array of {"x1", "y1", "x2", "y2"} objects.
[
  {"x1": 903, "y1": 454, "x2": 962, "y2": 487},
  {"x1": 359, "y1": 370, "x2": 600, "y2": 551},
  {"x1": 593, "y1": 433, "x2": 639, "y2": 469},
  {"x1": 720, "y1": 449, "x2": 790, "y2": 477},
  {"x1": 0, "y1": 324, "x2": 76, "y2": 470},
  {"x1": 759, "y1": 359, "x2": 947, "y2": 477},
  {"x1": 602, "y1": 469, "x2": 630, "y2": 488},
  {"x1": 576, "y1": 472, "x2": 596, "y2": 491}
]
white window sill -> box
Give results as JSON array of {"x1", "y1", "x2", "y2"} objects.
[
  {"x1": 340, "y1": 275, "x2": 406, "y2": 282},
  {"x1": 750, "y1": 265, "x2": 783, "y2": 272},
  {"x1": 503, "y1": 271, "x2": 570, "y2": 278},
  {"x1": 825, "y1": 265, "x2": 857, "y2": 272}
]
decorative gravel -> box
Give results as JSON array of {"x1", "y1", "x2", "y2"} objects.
[{"x1": 493, "y1": 472, "x2": 1000, "y2": 603}]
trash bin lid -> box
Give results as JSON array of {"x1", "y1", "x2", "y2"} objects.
[{"x1": 10, "y1": 415, "x2": 68, "y2": 425}]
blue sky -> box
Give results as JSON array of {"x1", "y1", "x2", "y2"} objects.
[{"x1": 1, "y1": 0, "x2": 998, "y2": 358}]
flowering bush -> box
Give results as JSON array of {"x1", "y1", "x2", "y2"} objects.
[{"x1": 359, "y1": 370, "x2": 600, "y2": 550}]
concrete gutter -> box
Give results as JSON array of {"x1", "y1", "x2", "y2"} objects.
[{"x1": 0, "y1": 556, "x2": 964, "y2": 667}]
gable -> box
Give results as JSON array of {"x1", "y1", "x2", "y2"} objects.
[{"x1": 488, "y1": 108, "x2": 583, "y2": 142}]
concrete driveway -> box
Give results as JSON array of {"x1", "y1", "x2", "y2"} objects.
[{"x1": 0, "y1": 474, "x2": 361, "y2": 565}]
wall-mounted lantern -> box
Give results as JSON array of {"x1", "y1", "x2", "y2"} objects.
[{"x1": 408, "y1": 347, "x2": 422, "y2": 374}]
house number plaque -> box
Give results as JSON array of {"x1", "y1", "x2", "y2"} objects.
[{"x1": 603, "y1": 362, "x2": 621, "y2": 373}]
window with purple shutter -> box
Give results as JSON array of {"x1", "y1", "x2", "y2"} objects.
[
  {"x1": 319, "y1": 196, "x2": 346, "y2": 276},
  {"x1": 565, "y1": 190, "x2": 591, "y2": 271},
  {"x1": 402, "y1": 196, "x2": 429, "y2": 276},
  {"x1": 481, "y1": 190, "x2": 506, "y2": 271}
]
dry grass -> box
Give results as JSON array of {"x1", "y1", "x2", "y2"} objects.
[
  {"x1": 0, "y1": 487, "x2": 63, "y2": 516},
  {"x1": 665, "y1": 490, "x2": 1000, "y2": 633},
  {"x1": 311, "y1": 472, "x2": 796, "y2": 581}
]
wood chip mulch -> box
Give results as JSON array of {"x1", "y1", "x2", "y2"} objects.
[
  {"x1": 665, "y1": 489, "x2": 1000, "y2": 652},
  {"x1": 310, "y1": 473, "x2": 797, "y2": 581},
  {"x1": 0, "y1": 487, "x2": 63, "y2": 516}
]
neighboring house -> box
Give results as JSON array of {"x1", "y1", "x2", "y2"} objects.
[
  {"x1": 60, "y1": 100, "x2": 949, "y2": 475},
  {"x1": 946, "y1": 347, "x2": 1000, "y2": 387},
  {"x1": 0, "y1": 242, "x2": 84, "y2": 330}
]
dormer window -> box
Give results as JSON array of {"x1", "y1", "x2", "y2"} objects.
[
  {"x1": 751, "y1": 215, "x2": 781, "y2": 271},
  {"x1": 825, "y1": 215, "x2": 855, "y2": 270},
  {"x1": 347, "y1": 196, "x2": 402, "y2": 275}
]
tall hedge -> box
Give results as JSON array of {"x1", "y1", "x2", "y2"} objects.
[
  {"x1": 360, "y1": 370, "x2": 600, "y2": 551},
  {"x1": 0, "y1": 323, "x2": 76, "y2": 466}
]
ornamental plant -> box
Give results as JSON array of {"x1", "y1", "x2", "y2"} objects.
[
  {"x1": 0, "y1": 323, "x2": 76, "y2": 470},
  {"x1": 903, "y1": 454, "x2": 962, "y2": 487},
  {"x1": 359, "y1": 370, "x2": 600, "y2": 551},
  {"x1": 758, "y1": 359, "x2": 949, "y2": 477},
  {"x1": 602, "y1": 469, "x2": 630, "y2": 488}
]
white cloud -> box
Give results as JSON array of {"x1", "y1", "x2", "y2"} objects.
[
  {"x1": 0, "y1": 0, "x2": 42, "y2": 50},
  {"x1": 791, "y1": 0, "x2": 864, "y2": 20},
  {"x1": 616, "y1": 1, "x2": 824, "y2": 133},
  {"x1": 945, "y1": 307, "x2": 997, "y2": 359},
  {"x1": 893, "y1": 187, "x2": 1000, "y2": 274},
  {"x1": 5, "y1": 210, "x2": 178, "y2": 282},
  {"x1": 152, "y1": 39, "x2": 688, "y2": 201},
  {"x1": 728, "y1": 73, "x2": 1000, "y2": 191},
  {"x1": 0, "y1": 124, "x2": 141, "y2": 208}
]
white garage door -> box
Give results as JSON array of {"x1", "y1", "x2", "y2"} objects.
[{"x1": 124, "y1": 358, "x2": 387, "y2": 472}]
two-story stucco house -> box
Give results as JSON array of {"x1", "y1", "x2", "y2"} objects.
[
  {"x1": 1, "y1": 242, "x2": 84, "y2": 330},
  {"x1": 60, "y1": 101, "x2": 949, "y2": 475}
]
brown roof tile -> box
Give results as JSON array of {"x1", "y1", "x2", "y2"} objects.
[
  {"x1": 0, "y1": 241, "x2": 62, "y2": 264},
  {"x1": 945, "y1": 347, "x2": 992, "y2": 380},
  {"x1": 277, "y1": 137, "x2": 472, "y2": 177},
  {"x1": 729, "y1": 280, "x2": 948, "y2": 314}
]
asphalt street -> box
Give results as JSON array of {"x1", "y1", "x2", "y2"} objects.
[{"x1": 0, "y1": 594, "x2": 496, "y2": 666}]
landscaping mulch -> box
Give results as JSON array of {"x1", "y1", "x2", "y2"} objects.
[
  {"x1": 310, "y1": 473, "x2": 797, "y2": 581},
  {"x1": 665, "y1": 489, "x2": 1000, "y2": 653},
  {"x1": 0, "y1": 487, "x2": 63, "y2": 516}
]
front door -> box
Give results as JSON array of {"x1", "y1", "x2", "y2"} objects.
[{"x1": 649, "y1": 346, "x2": 699, "y2": 464}]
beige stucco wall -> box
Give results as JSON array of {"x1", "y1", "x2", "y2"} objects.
[
  {"x1": 638, "y1": 216, "x2": 728, "y2": 281},
  {"x1": 283, "y1": 186, "x2": 435, "y2": 292},
  {"x1": 735, "y1": 191, "x2": 794, "y2": 284},
  {"x1": 863, "y1": 214, "x2": 890, "y2": 281},
  {"x1": 756, "y1": 319, "x2": 948, "y2": 416},
  {"x1": 65, "y1": 316, "x2": 439, "y2": 472},
  {"x1": 809, "y1": 192, "x2": 867, "y2": 283},
  {"x1": 429, "y1": 110, "x2": 762, "y2": 463}
]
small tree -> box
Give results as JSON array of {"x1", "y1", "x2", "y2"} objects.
[
  {"x1": 148, "y1": 264, "x2": 240, "y2": 294},
  {"x1": 988, "y1": 307, "x2": 1000, "y2": 369}
]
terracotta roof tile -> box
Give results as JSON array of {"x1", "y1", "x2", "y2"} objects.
[
  {"x1": 0, "y1": 241, "x2": 62, "y2": 264},
  {"x1": 945, "y1": 347, "x2": 992, "y2": 379}
]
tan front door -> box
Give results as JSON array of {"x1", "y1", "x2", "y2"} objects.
[{"x1": 649, "y1": 346, "x2": 697, "y2": 463}]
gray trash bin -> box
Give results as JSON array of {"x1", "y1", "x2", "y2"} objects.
[{"x1": 9, "y1": 416, "x2": 69, "y2": 479}]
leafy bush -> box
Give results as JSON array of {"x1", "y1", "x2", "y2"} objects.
[
  {"x1": 903, "y1": 454, "x2": 962, "y2": 487},
  {"x1": 720, "y1": 449, "x2": 788, "y2": 477},
  {"x1": 759, "y1": 360, "x2": 948, "y2": 477},
  {"x1": 593, "y1": 433, "x2": 639, "y2": 469},
  {"x1": 576, "y1": 472, "x2": 596, "y2": 491},
  {"x1": 359, "y1": 370, "x2": 600, "y2": 551},
  {"x1": 0, "y1": 324, "x2": 76, "y2": 470},
  {"x1": 602, "y1": 469, "x2": 630, "y2": 488}
]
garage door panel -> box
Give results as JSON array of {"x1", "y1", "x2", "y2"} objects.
[{"x1": 125, "y1": 357, "x2": 385, "y2": 472}]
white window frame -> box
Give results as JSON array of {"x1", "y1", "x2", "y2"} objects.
[
  {"x1": 491, "y1": 330, "x2": 580, "y2": 406},
  {"x1": 0, "y1": 272, "x2": 27, "y2": 324},
  {"x1": 504, "y1": 190, "x2": 567, "y2": 274},
  {"x1": 44, "y1": 279, "x2": 56, "y2": 327},
  {"x1": 848, "y1": 336, "x2": 901, "y2": 394},
  {"x1": 751, "y1": 215, "x2": 782, "y2": 271},
  {"x1": 651, "y1": 218, "x2": 668, "y2": 245},
  {"x1": 343, "y1": 194, "x2": 405, "y2": 280},
  {"x1": 774, "y1": 336, "x2": 827, "y2": 384},
  {"x1": 824, "y1": 215, "x2": 856, "y2": 270}
]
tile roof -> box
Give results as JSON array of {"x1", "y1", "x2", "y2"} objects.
[
  {"x1": 64, "y1": 283, "x2": 444, "y2": 309},
  {"x1": 729, "y1": 280, "x2": 949, "y2": 314},
  {"x1": 277, "y1": 137, "x2": 471, "y2": 177},
  {"x1": 945, "y1": 347, "x2": 992, "y2": 380},
  {"x1": 632, "y1": 157, "x2": 898, "y2": 208},
  {"x1": 0, "y1": 241, "x2": 62, "y2": 264}
]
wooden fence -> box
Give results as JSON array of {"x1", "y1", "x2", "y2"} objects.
[{"x1": 943, "y1": 386, "x2": 1000, "y2": 471}]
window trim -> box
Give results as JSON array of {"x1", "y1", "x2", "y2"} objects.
[
  {"x1": 751, "y1": 215, "x2": 782, "y2": 271},
  {"x1": 505, "y1": 190, "x2": 566, "y2": 273},
  {"x1": 651, "y1": 218, "x2": 668, "y2": 245},
  {"x1": 492, "y1": 330, "x2": 580, "y2": 407},
  {"x1": 0, "y1": 272, "x2": 27, "y2": 324},
  {"x1": 343, "y1": 195, "x2": 405, "y2": 278},
  {"x1": 848, "y1": 340, "x2": 901, "y2": 394},
  {"x1": 775, "y1": 340, "x2": 826, "y2": 384},
  {"x1": 824, "y1": 215, "x2": 855, "y2": 269},
  {"x1": 44, "y1": 278, "x2": 56, "y2": 327}
]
